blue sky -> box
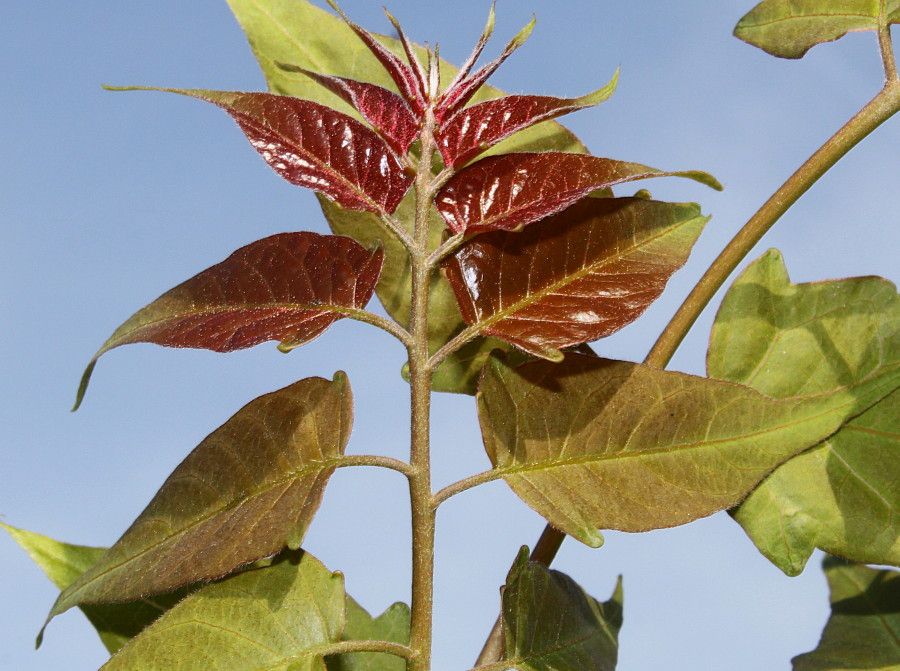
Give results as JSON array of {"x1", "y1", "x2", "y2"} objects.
[{"x1": 2, "y1": 1, "x2": 898, "y2": 669}]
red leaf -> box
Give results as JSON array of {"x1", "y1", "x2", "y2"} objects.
[
  {"x1": 75, "y1": 233, "x2": 382, "y2": 409},
  {"x1": 326, "y1": 0, "x2": 426, "y2": 113},
  {"x1": 276, "y1": 64, "x2": 421, "y2": 156},
  {"x1": 435, "y1": 16, "x2": 535, "y2": 123},
  {"x1": 435, "y1": 152, "x2": 721, "y2": 234},
  {"x1": 442, "y1": 198, "x2": 708, "y2": 359},
  {"x1": 115, "y1": 88, "x2": 414, "y2": 215},
  {"x1": 437, "y1": 73, "x2": 618, "y2": 169}
]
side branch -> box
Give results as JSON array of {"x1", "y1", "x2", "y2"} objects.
[
  {"x1": 380, "y1": 212, "x2": 417, "y2": 251},
  {"x1": 341, "y1": 307, "x2": 413, "y2": 348},
  {"x1": 428, "y1": 323, "x2": 482, "y2": 369},
  {"x1": 336, "y1": 455, "x2": 415, "y2": 478},
  {"x1": 324, "y1": 639, "x2": 417, "y2": 660},
  {"x1": 645, "y1": 80, "x2": 900, "y2": 369},
  {"x1": 432, "y1": 470, "x2": 502, "y2": 508}
]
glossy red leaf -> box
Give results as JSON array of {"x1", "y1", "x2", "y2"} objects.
[
  {"x1": 326, "y1": 0, "x2": 425, "y2": 113},
  {"x1": 75, "y1": 232, "x2": 382, "y2": 409},
  {"x1": 442, "y1": 197, "x2": 708, "y2": 359},
  {"x1": 114, "y1": 87, "x2": 413, "y2": 215},
  {"x1": 435, "y1": 152, "x2": 722, "y2": 234},
  {"x1": 276, "y1": 64, "x2": 420, "y2": 156},
  {"x1": 436, "y1": 16, "x2": 536, "y2": 123},
  {"x1": 436, "y1": 72, "x2": 618, "y2": 169}
]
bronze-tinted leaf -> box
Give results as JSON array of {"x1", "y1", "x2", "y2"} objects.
[
  {"x1": 276, "y1": 65, "x2": 420, "y2": 156},
  {"x1": 435, "y1": 16, "x2": 536, "y2": 123},
  {"x1": 436, "y1": 73, "x2": 618, "y2": 169},
  {"x1": 442, "y1": 198, "x2": 708, "y2": 360},
  {"x1": 477, "y1": 353, "x2": 900, "y2": 547},
  {"x1": 735, "y1": 0, "x2": 900, "y2": 59},
  {"x1": 48, "y1": 374, "x2": 352, "y2": 628},
  {"x1": 112, "y1": 87, "x2": 413, "y2": 214},
  {"x1": 501, "y1": 547, "x2": 623, "y2": 671},
  {"x1": 709, "y1": 250, "x2": 900, "y2": 575},
  {"x1": 325, "y1": 0, "x2": 425, "y2": 114},
  {"x1": 792, "y1": 558, "x2": 900, "y2": 670},
  {"x1": 76, "y1": 232, "x2": 381, "y2": 409},
  {"x1": 435, "y1": 152, "x2": 721, "y2": 234}
]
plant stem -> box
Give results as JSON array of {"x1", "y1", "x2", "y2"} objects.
[
  {"x1": 879, "y1": 1, "x2": 899, "y2": 82},
  {"x1": 324, "y1": 640, "x2": 417, "y2": 660},
  {"x1": 407, "y1": 107, "x2": 440, "y2": 671},
  {"x1": 474, "y1": 73, "x2": 900, "y2": 670},
  {"x1": 645, "y1": 80, "x2": 900, "y2": 368},
  {"x1": 336, "y1": 455, "x2": 415, "y2": 477},
  {"x1": 432, "y1": 469, "x2": 501, "y2": 506}
]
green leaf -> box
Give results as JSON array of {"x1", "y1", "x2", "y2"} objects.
[
  {"x1": 326, "y1": 598, "x2": 410, "y2": 671},
  {"x1": 102, "y1": 550, "x2": 345, "y2": 670},
  {"x1": 229, "y1": 0, "x2": 584, "y2": 393},
  {"x1": 792, "y1": 558, "x2": 900, "y2": 670},
  {"x1": 477, "y1": 351, "x2": 900, "y2": 547},
  {"x1": 734, "y1": 0, "x2": 900, "y2": 59},
  {"x1": 47, "y1": 374, "x2": 353, "y2": 631},
  {"x1": 501, "y1": 547, "x2": 622, "y2": 671},
  {"x1": 1, "y1": 523, "x2": 194, "y2": 654},
  {"x1": 709, "y1": 249, "x2": 900, "y2": 575}
]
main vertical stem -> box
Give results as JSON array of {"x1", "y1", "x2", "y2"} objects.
[{"x1": 407, "y1": 108, "x2": 439, "y2": 671}]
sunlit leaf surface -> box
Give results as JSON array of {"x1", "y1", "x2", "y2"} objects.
[
  {"x1": 477, "y1": 353, "x2": 900, "y2": 547},
  {"x1": 443, "y1": 198, "x2": 709, "y2": 360},
  {"x1": 276, "y1": 65, "x2": 420, "y2": 156},
  {"x1": 436, "y1": 153, "x2": 720, "y2": 234},
  {"x1": 792, "y1": 558, "x2": 900, "y2": 670},
  {"x1": 77, "y1": 232, "x2": 381, "y2": 408},
  {"x1": 116, "y1": 88, "x2": 412, "y2": 214},
  {"x1": 102, "y1": 550, "x2": 345, "y2": 670},
  {"x1": 2, "y1": 524, "x2": 194, "y2": 653},
  {"x1": 436, "y1": 73, "x2": 618, "y2": 169},
  {"x1": 49, "y1": 375, "x2": 352, "y2": 627},
  {"x1": 327, "y1": 598, "x2": 410, "y2": 671},
  {"x1": 709, "y1": 250, "x2": 900, "y2": 574},
  {"x1": 501, "y1": 547, "x2": 622, "y2": 671},
  {"x1": 735, "y1": 0, "x2": 900, "y2": 59}
]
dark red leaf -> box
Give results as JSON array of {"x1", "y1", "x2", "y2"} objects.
[
  {"x1": 442, "y1": 198, "x2": 708, "y2": 359},
  {"x1": 435, "y1": 16, "x2": 535, "y2": 123},
  {"x1": 437, "y1": 73, "x2": 618, "y2": 169},
  {"x1": 326, "y1": 0, "x2": 425, "y2": 113},
  {"x1": 276, "y1": 64, "x2": 420, "y2": 156},
  {"x1": 75, "y1": 232, "x2": 382, "y2": 409},
  {"x1": 435, "y1": 152, "x2": 721, "y2": 234}
]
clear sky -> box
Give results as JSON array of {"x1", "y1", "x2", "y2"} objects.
[{"x1": 2, "y1": 1, "x2": 897, "y2": 669}]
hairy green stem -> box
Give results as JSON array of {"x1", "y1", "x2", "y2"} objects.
[
  {"x1": 325, "y1": 639, "x2": 417, "y2": 660},
  {"x1": 407, "y1": 106, "x2": 440, "y2": 671},
  {"x1": 432, "y1": 470, "x2": 501, "y2": 507},
  {"x1": 474, "y1": 66, "x2": 900, "y2": 671},
  {"x1": 336, "y1": 455, "x2": 415, "y2": 478},
  {"x1": 879, "y1": 1, "x2": 898, "y2": 82}
]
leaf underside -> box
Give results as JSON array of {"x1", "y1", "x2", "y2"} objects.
[
  {"x1": 501, "y1": 547, "x2": 623, "y2": 671},
  {"x1": 102, "y1": 550, "x2": 345, "y2": 670},
  {"x1": 443, "y1": 197, "x2": 709, "y2": 360},
  {"x1": 49, "y1": 375, "x2": 352, "y2": 627},
  {"x1": 735, "y1": 0, "x2": 900, "y2": 58},
  {"x1": 709, "y1": 249, "x2": 900, "y2": 575},
  {"x1": 2, "y1": 524, "x2": 196, "y2": 654},
  {"x1": 477, "y1": 351, "x2": 900, "y2": 547},
  {"x1": 792, "y1": 558, "x2": 900, "y2": 670},
  {"x1": 326, "y1": 598, "x2": 411, "y2": 671},
  {"x1": 76, "y1": 231, "x2": 381, "y2": 409}
]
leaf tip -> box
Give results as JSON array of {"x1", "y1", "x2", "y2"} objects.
[{"x1": 72, "y1": 360, "x2": 98, "y2": 412}]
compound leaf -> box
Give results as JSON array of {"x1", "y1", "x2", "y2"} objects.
[
  {"x1": 326, "y1": 598, "x2": 410, "y2": 671},
  {"x1": 477, "y1": 352, "x2": 900, "y2": 547},
  {"x1": 500, "y1": 547, "x2": 622, "y2": 671},
  {"x1": 735, "y1": 0, "x2": 900, "y2": 59},
  {"x1": 2, "y1": 523, "x2": 195, "y2": 654},
  {"x1": 110, "y1": 88, "x2": 412, "y2": 214},
  {"x1": 709, "y1": 249, "x2": 900, "y2": 575},
  {"x1": 435, "y1": 153, "x2": 720, "y2": 234},
  {"x1": 102, "y1": 550, "x2": 345, "y2": 671},
  {"x1": 48, "y1": 375, "x2": 352, "y2": 630},
  {"x1": 792, "y1": 558, "x2": 900, "y2": 670},
  {"x1": 443, "y1": 198, "x2": 709, "y2": 360},
  {"x1": 76, "y1": 232, "x2": 381, "y2": 409}
]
